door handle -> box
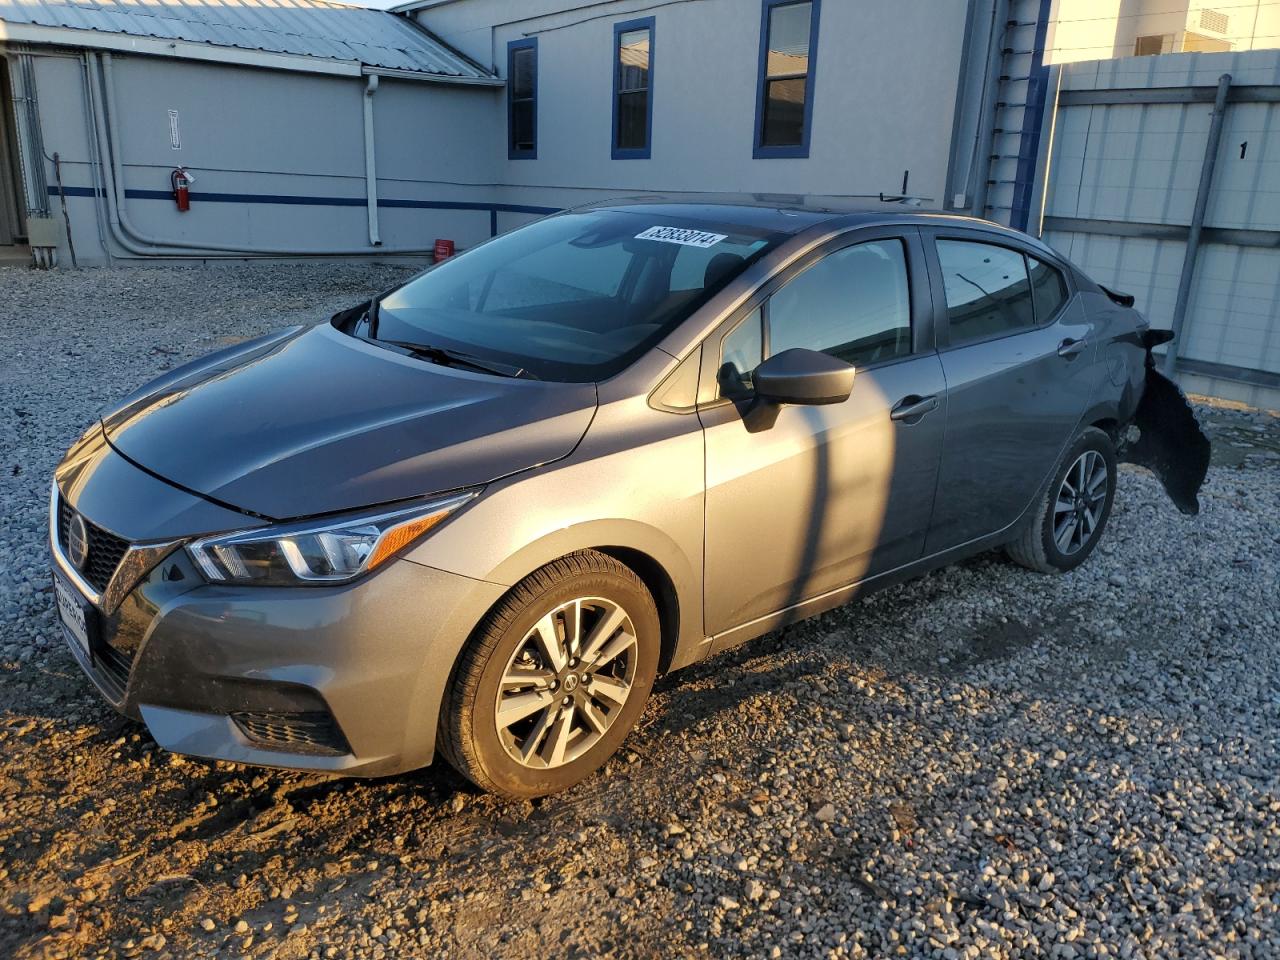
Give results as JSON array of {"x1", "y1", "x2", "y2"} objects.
[
  {"x1": 1057, "y1": 337, "x2": 1088, "y2": 358},
  {"x1": 889, "y1": 395, "x2": 939, "y2": 423}
]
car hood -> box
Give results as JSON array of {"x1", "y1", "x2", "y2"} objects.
[{"x1": 101, "y1": 323, "x2": 598, "y2": 520}]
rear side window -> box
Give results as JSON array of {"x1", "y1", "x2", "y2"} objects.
[
  {"x1": 936, "y1": 240, "x2": 1036, "y2": 345},
  {"x1": 768, "y1": 239, "x2": 912, "y2": 367},
  {"x1": 1028, "y1": 256, "x2": 1070, "y2": 323}
]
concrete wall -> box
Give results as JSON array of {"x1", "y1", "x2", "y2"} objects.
[
  {"x1": 1041, "y1": 50, "x2": 1280, "y2": 410},
  {"x1": 21, "y1": 50, "x2": 504, "y2": 263},
  {"x1": 417, "y1": 0, "x2": 975, "y2": 230}
]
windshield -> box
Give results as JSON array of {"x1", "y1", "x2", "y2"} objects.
[{"x1": 375, "y1": 210, "x2": 782, "y2": 382}]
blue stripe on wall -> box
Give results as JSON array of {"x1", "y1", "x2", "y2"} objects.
[{"x1": 49, "y1": 185, "x2": 559, "y2": 218}]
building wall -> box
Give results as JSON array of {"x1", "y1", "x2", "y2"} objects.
[
  {"x1": 1048, "y1": 0, "x2": 1280, "y2": 64},
  {"x1": 21, "y1": 50, "x2": 505, "y2": 263},
  {"x1": 1040, "y1": 50, "x2": 1280, "y2": 409},
  {"x1": 416, "y1": 0, "x2": 975, "y2": 232}
]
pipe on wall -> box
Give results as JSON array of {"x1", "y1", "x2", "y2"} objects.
[
  {"x1": 78, "y1": 52, "x2": 115, "y2": 263},
  {"x1": 1164, "y1": 73, "x2": 1232, "y2": 378},
  {"x1": 90, "y1": 52, "x2": 435, "y2": 258},
  {"x1": 364, "y1": 74, "x2": 381, "y2": 247}
]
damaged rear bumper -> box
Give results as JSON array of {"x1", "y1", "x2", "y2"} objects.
[{"x1": 1118, "y1": 330, "x2": 1211, "y2": 515}]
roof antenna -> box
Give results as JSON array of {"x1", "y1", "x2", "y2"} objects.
[{"x1": 879, "y1": 170, "x2": 913, "y2": 204}]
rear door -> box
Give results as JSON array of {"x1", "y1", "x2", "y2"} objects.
[
  {"x1": 922, "y1": 231, "x2": 1097, "y2": 554},
  {"x1": 699, "y1": 227, "x2": 947, "y2": 636}
]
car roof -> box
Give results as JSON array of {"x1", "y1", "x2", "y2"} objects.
[{"x1": 578, "y1": 192, "x2": 1021, "y2": 238}]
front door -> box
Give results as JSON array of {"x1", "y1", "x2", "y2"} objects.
[
  {"x1": 700, "y1": 229, "x2": 946, "y2": 637},
  {"x1": 923, "y1": 235, "x2": 1098, "y2": 554}
]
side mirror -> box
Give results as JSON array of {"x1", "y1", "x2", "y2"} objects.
[{"x1": 752, "y1": 348, "x2": 854, "y2": 406}]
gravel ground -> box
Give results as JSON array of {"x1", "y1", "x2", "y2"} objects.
[{"x1": 1, "y1": 263, "x2": 1278, "y2": 960}]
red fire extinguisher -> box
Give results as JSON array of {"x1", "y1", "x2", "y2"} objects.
[{"x1": 171, "y1": 167, "x2": 192, "y2": 212}]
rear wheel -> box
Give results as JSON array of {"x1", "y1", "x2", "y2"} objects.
[
  {"x1": 1007, "y1": 427, "x2": 1116, "y2": 574},
  {"x1": 438, "y1": 551, "x2": 659, "y2": 799}
]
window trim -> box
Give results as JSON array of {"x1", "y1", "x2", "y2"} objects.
[
  {"x1": 929, "y1": 234, "x2": 1075, "y2": 351},
  {"x1": 507, "y1": 37, "x2": 538, "y2": 160},
  {"x1": 1026, "y1": 255, "x2": 1072, "y2": 327},
  {"x1": 612, "y1": 16, "x2": 655, "y2": 160},
  {"x1": 753, "y1": 0, "x2": 821, "y2": 160}
]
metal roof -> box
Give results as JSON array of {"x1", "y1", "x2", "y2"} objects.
[{"x1": 0, "y1": 0, "x2": 499, "y2": 82}]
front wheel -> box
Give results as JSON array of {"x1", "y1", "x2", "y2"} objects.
[
  {"x1": 1007, "y1": 426, "x2": 1117, "y2": 574},
  {"x1": 438, "y1": 551, "x2": 660, "y2": 799}
]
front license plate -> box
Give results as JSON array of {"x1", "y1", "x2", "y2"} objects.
[{"x1": 54, "y1": 571, "x2": 92, "y2": 659}]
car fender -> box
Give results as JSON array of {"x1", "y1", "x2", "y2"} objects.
[
  {"x1": 402, "y1": 405, "x2": 709, "y2": 671},
  {"x1": 412, "y1": 515, "x2": 706, "y2": 672}
]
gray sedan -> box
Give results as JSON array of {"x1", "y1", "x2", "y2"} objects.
[{"x1": 50, "y1": 198, "x2": 1208, "y2": 798}]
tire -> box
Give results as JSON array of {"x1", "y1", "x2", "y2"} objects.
[
  {"x1": 438, "y1": 550, "x2": 660, "y2": 799},
  {"x1": 1007, "y1": 426, "x2": 1117, "y2": 574}
]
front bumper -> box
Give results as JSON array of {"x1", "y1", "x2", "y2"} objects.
[{"x1": 52, "y1": 437, "x2": 504, "y2": 777}]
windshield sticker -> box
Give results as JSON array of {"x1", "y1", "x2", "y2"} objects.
[{"x1": 635, "y1": 226, "x2": 727, "y2": 248}]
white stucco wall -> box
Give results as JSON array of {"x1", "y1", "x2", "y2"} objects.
[{"x1": 417, "y1": 0, "x2": 974, "y2": 226}]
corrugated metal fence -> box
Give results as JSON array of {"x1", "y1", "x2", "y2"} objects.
[{"x1": 1039, "y1": 50, "x2": 1280, "y2": 409}]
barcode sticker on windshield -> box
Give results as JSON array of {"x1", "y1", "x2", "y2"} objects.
[{"x1": 635, "y1": 226, "x2": 727, "y2": 248}]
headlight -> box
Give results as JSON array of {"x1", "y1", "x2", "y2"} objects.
[{"x1": 186, "y1": 490, "x2": 477, "y2": 586}]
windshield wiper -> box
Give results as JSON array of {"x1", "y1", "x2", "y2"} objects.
[{"x1": 374, "y1": 338, "x2": 538, "y2": 380}]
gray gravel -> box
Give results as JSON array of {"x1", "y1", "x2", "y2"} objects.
[{"x1": 1, "y1": 263, "x2": 1278, "y2": 960}]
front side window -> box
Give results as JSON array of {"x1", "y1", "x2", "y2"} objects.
[
  {"x1": 613, "y1": 18, "x2": 654, "y2": 159},
  {"x1": 754, "y1": 0, "x2": 820, "y2": 158},
  {"x1": 508, "y1": 39, "x2": 537, "y2": 159},
  {"x1": 769, "y1": 240, "x2": 912, "y2": 367},
  {"x1": 376, "y1": 211, "x2": 781, "y2": 383},
  {"x1": 936, "y1": 240, "x2": 1036, "y2": 345},
  {"x1": 713, "y1": 239, "x2": 911, "y2": 400}
]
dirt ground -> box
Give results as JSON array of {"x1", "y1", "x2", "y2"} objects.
[{"x1": 1, "y1": 265, "x2": 1277, "y2": 960}]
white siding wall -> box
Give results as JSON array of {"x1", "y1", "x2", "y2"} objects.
[
  {"x1": 419, "y1": 0, "x2": 972, "y2": 229},
  {"x1": 25, "y1": 52, "x2": 502, "y2": 263}
]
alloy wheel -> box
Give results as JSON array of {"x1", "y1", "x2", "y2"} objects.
[
  {"x1": 494, "y1": 597, "x2": 638, "y2": 769},
  {"x1": 1054, "y1": 450, "x2": 1109, "y2": 555}
]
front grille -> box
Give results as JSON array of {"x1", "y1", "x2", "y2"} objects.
[
  {"x1": 58, "y1": 497, "x2": 130, "y2": 593},
  {"x1": 231, "y1": 711, "x2": 350, "y2": 757}
]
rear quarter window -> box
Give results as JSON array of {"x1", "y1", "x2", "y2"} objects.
[{"x1": 1028, "y1": 256, "x2": 1070, "y2": 323}]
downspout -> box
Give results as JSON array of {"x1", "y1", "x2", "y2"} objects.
[
  {"x1": 1163, "y1": 73, "x2": 1231, "y2": 378},
  {"x1": 79, "y1": 52, "x2": 114, "y2": 263},
  {"x1": 94, "y1": 52, "x2": 433, "y2": 258},
  {"x1": 364, "y1": 74, "x2": 381, "y2": 247},
  {"x1": 969, "y1": 0, "x2": 1011, "y2": 219}
]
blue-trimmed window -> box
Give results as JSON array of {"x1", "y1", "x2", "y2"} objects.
[
  {"x1": 612, "y1": 17, "x2": 654, "y2": 159},
  {"x1": 753, "y1": 0, "x2": 820, "y2": 158},
  {"x1": 507, "y1": 38, "x2": 538, "y2": 159}
]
